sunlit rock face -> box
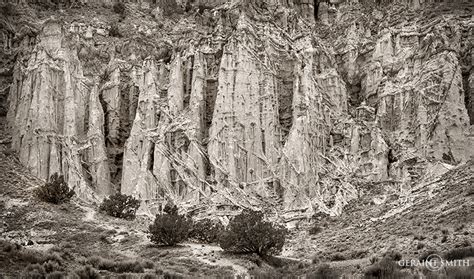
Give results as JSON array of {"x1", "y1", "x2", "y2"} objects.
[
  {"x1": 7, "y1": 20, "x2": 111, "y2": 200},
  {"x1": 5, "y1": 0, "x2": 473, "y2": 217}
]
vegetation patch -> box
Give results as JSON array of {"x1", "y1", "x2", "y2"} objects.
[
  {"x1": 148, "y1": 205, "x2": 191, "y2": 246},
  {"x1": 444, "y1": 246, "x2": 474, "y2": 261},
  {"x1": 35, "y1": 173, "x2": 75, "y2": 204},
  {"x1": 189, "y1": 219, "x2": 224, "y2": 244},
  {"x1": 218, "y1": 209, "x2": 287, "y2": 256},
  {"x1": 99, "y1": 193, "x2": 140, "y2": 220}
]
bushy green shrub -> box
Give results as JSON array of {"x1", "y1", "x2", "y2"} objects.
[
  {"x1": 218, "y1": 209, "x2": 287, "y2": 256},
  {"x1": 189, "y1": 219, "x2": 224, "y2": 243},
  {"x1": 35, "y1": 173, "x2": 75, "y2": 204},
  {"x1": 148, "y1": 207, "x2": 191, "y2": 246},
  {"x1": 99, "y1": 193, "x2": 140, "y2": 220}
]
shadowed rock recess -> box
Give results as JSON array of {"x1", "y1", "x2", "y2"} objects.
[{"x1": 2, "y1": 0, "x2": 473, "y2": 219}]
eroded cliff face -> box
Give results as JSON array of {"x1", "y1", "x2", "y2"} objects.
[
  {"x1": 6, "y1": 20, "x2": 112, "y2": 200},
  {"x1": 3, "y1": 0, "x2": 473, "y2": 218}
]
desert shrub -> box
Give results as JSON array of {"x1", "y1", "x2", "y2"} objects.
[
  {"x1": 162, "y1": 271, "x2": 184, "y2": 279},
  {"x1": 444, "y1": 246, "x2": 474, "y2": 261},
  {"x1": 351, "y1": 249, "x2": 368, "y2": 259},
  {"x1": 35, "y1": 173, "x2": 74, "y2": 204},
  {"x1": 22, "y1": 260, "x2": 64, "y2": 278},
  {"x1": 455, "y1": 239, "x2": 471, "y2": 248},
  {"x1": 0, "y1": 239, "x2": 19, "y2": 252},
  {"x1": 384, "y1": 250, "x2": 402, "y2": 261},
  {"x1": 42, "y1": 260, "x2": 62, "y2": 273},
  {"x1": 218, "y1": 209, "x2": 287, "y2": 256},
  {"x1": 148, "y1": 208, "x2": 191, "y2": 246},
  {"x1": 45, "y1": 271, "x2": 68, "y2": 279},
  {"x1": 445, "y1": 266, "x2": 474, "y2": 279},
  {"x1": 23, "y1": 263, "x2": 46, "y2": 278},
  {"x1": 73, "y1": 265, "x2": 101, "y2": 279},
  {"x1": 369, "y1": 256, "x2": 379, "y2": 264},
  {"x1": 1, "y1": 3, "x2": 17, "y2": 16},
  {"x1": 157, "y1": 0, "x2": 182, "y2": 16},
  {"x1": 17, "y1": 248, "x2": 62, "y2": 265},
  {"x1": 113, "y1": 3, "x2": 126, "y2": 16},
  {"x1": 109, "y1": 23, "x2": 122, "y2": 37},
  {"x1": 364, "y1": 257, "x2": 406, "y2": 279},
  {"x1": 99, "y1": 193, "x2": 140, "y2": 220},
  {"x1": 189, "y1": 219, "x2": 224, "y2": 243},
  {"x1": 329, "y1": 253, "x2": 346, "y2": 261},
  {"x1": 308, "y1": 224, "x2": 322, "y2": 235},
  {"x1": 115, "y1": 260, "x2": 146, "y2": 273},
  {"x1": 1, "y1": 240, "x2": 55, "y2": 265},
  {"x1": 419, "y1": 250, "x2": 438, "y2": 262},
  {"x1": 248, "y1": 268, "x2": 282, "y2": 279},
  {"x1": 307, "y1": 263, "x2": 339, "y2": 279},
  {"x1": 88, "y1": 256, "x2": 145, "y2": 273}
]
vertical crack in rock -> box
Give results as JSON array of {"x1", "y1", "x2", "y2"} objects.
[
  {"x1": 277, "y1": 64, "x2": 294, "y2": 145},
  {"x1": 462, "y1": 72, "x2": 473, "y2": 125},
  {"x1": 183, "y1": 55, "x2": 194, "y2": 109},
  {"x1": 314, "y1": 0, "x2": 319, "y2": 20},
  {"x1": 147, "y1": 142, "x2": 155, "y2": 171}
]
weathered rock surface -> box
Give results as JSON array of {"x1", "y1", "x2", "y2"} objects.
[{"x1": 3, "y1": 0, "x2": 473, "y2": 217}]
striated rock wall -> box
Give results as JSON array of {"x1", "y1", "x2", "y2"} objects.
[
  {"x1": 3, "y1": 0, "x2": 473, "y2": 217},
  {"x1": 6, "y1": 20, "x2": 112, "y2": 200}
]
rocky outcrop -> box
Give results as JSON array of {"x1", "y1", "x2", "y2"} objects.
[
  {"x1": 7, "y1": 20, "x2": 112, "y2": 199},
  {"x1": 4, "y1": 0, "x2": 473, "y2": 217}
]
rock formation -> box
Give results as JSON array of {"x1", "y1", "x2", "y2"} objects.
[{"x1": 3, "y1": 0, "x2": 473, "y2": 217}]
